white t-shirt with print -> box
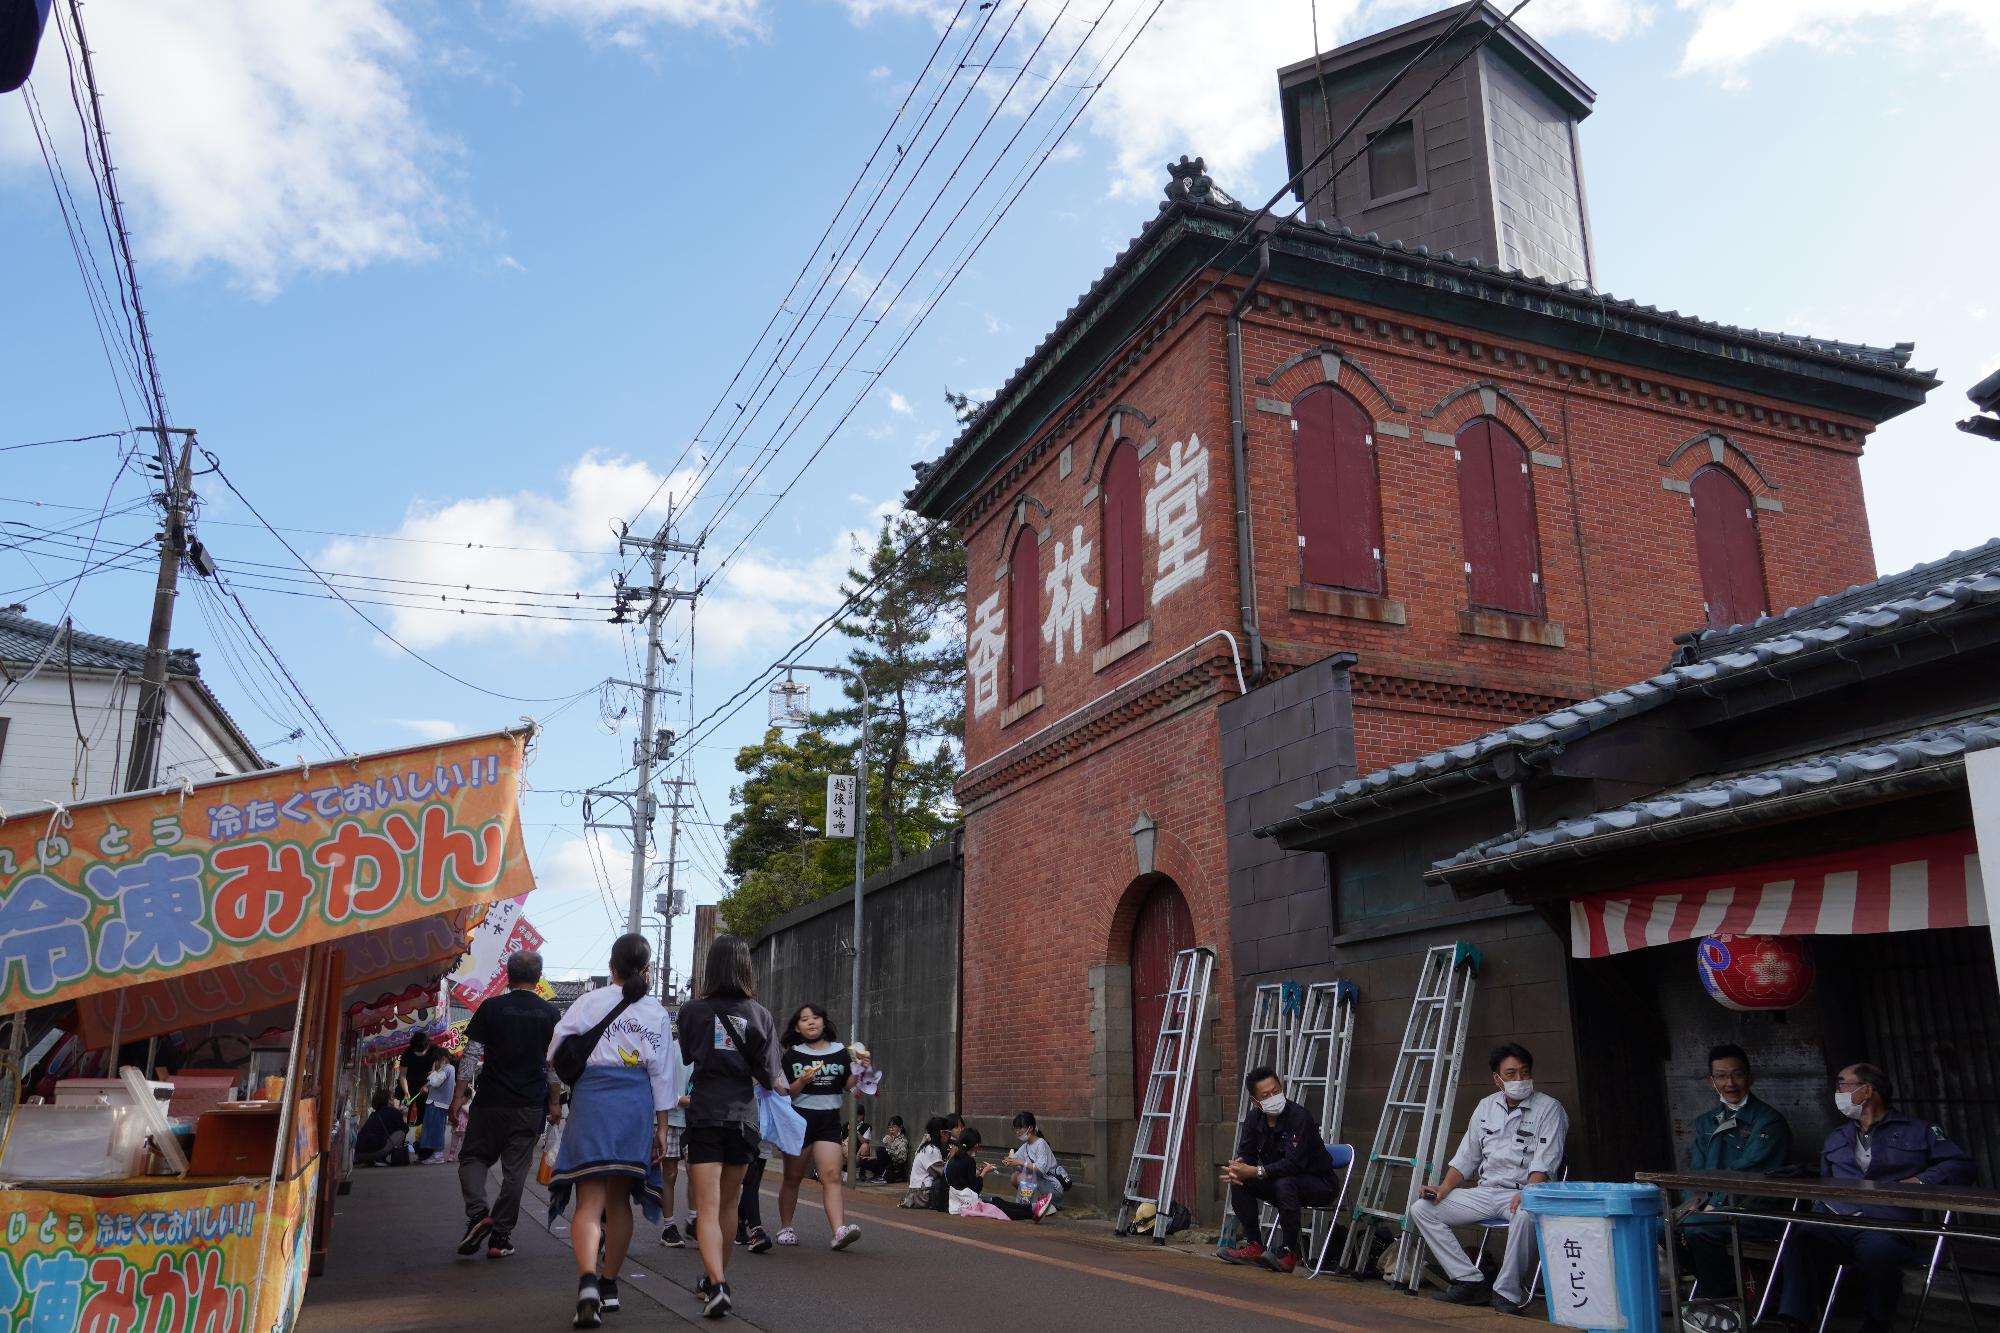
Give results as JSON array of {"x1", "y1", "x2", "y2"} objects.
[{"x1": 548, "y1": 985, "x2": 676, "y2": 1112}]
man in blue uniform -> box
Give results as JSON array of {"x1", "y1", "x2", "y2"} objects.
[
  {"x1": 1768, "y1": 1063, "x2": 1973, "y2": 1333},
  {"x1": 1681, "y1": 1044, "x2": 1791, "y2": 1300}
]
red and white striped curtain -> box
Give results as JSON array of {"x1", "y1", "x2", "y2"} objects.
[{"x1": 1570, "y1": 830, "x2": 1985, "y2": 959}]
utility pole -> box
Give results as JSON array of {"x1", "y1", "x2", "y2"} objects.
[
  {"x1": 124, "y1": 427, "x2": 200, "y2": 793},
  {"x1": 660, "y1": 777, "x2": 690, "y2": 997},
  {"x1": 775, "y1": 662, "x2": 869, "y2": 1170},
  {"x1": 609, "y1": 518, "x2": 699, "y2": 933}
]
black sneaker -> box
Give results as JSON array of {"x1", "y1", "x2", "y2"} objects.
[
  {"x1": 486, "y1": 1240, "x2": 515, "y2": 1259},
  {"x1": 456, "y1": 1214, "x2": 494, "y2": 1256},
  {"x1": 702, "y1": 1281, "x2": 732, "y2": 1319},
  {"x1": 735, "y1": 1221, "x2": 750, "y2": 1246},
  {"x1": 574, "y1": 1276, "x2": 602, "y2": 1329},
  {"x1": 748, "y1": 1226, "x2": 773, "y2": 1254},
  {"x1": 599, "y1": 1278, "x2": 620, "y2": 1313},
  {"x1": 660, "y1": 1223, "x2": 685, "y2": 1248},
  {"x1": 1436, "y1": 1279, "x2": 1492, "y2": 1305}
]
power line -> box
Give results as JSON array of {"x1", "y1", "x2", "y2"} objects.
[{"x1": 201, "y1": 454, "x2": 607, "y2": 706}]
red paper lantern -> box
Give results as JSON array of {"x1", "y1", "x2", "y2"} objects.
[{"x1": 1697, "y1": 934, "x2": 1815, "y2": 1010}]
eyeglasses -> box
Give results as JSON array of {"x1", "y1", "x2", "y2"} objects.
[
  {"x1": 1706, "y1": 1072, "x2": 1746, "y2": 1083},
  {"x1": 1835, "y1": 1079, "x2": 1867, "y2": 1091}
]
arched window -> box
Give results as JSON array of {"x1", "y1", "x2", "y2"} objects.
[
  {"x1": 1292, "y1": 384, "x2": 1384, "y2": 594},
  {"x1": 1689, "y1": 464, "x2": 1766, "y2": 628},
  {"x1": 1455, "y1": 417, "x2": 1541, "y2": 616},
  {"x1": 1100, "y1": 440, "x2": 1144, "y2": 636},
  {"x1": 1008, "y1": 528, "x2": 1041, "y2": 700}
]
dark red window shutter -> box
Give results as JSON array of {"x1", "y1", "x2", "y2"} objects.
[
  {"x1": 1292, "y1": 385, "x2": 1384, "y2": 593},
  {"x1": 1101, "y1": 441, "x2": 1144, "y2": 636},
  {"x1": 1008, "y1": 528, "x2": 1041, "y2": 699},
  {"x1": 1690, "y1": 465, "x2": 1766, "y2": 628},
  {"x1": 1456, "y1": 418, "x2": 1541, "y2": 616}
]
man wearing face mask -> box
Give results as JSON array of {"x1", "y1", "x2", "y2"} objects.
[
  {"x1": 1764, "y1": 1063, "x2": 1973, "y2": 1333},
  {"x1": 1679, "y1": 1045, "x2": 1791, "y2": 1312},
  {"x1": 1216, "y1": 1066, "x2": 1340, "y2": 1274},
  {"x1": 1409, "y1": 1043, "x2": 1568, "y2": 1312}
]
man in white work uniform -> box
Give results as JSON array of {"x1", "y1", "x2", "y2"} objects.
[{"x1": 1407, "y1": 1042, "x2": 1568, "y2": 1314}]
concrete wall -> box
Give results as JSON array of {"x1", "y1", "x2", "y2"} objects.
[{"x1": 752, "y1": 835, "x2": 963, "y2": 1146}]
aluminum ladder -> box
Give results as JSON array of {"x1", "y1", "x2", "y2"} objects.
[
  {"x1": 1338, "y1": 942, "x2": 1480, "y2": 1288},
  {"x1": 1116, "y1": 945, "x2": 1214, "y2": 1242},
  {"x1": 1233, "y1": 981, "x2": 1290, "y2": 1124},
  {"x1": 1266, "y1": 979, "x2": 1358, "y2": 1260}
]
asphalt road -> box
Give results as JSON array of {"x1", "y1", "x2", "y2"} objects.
[{"x1": 299, "y1": 1161, "x2": 1523, "y2": 1333}]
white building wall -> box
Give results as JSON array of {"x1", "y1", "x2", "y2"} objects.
[{"x1": 0, "y1": 670, "x2": 261, "y2": 811}]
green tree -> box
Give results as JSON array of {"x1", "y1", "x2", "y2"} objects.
[
  {"x1": 821, "y1": 514, "x2": 966, "y2": 863},
  {"x1": 717, "y1": 515, "x2": 968, "y2": 937}
]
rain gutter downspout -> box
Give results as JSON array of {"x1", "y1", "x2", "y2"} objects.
[{"x1": 1227, "y1": 235, "x2": 1272, "y2": 685}]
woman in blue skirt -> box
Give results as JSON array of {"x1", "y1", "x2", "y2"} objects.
[{"x1": 545, "y1": 933, "x2": 674, "y2": 1328}]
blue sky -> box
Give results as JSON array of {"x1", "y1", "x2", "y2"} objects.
[{"x1": 3, "y1": 0, "x2": 1997, "y2": 986}]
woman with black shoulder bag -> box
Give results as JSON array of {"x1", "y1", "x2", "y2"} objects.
[
  {"x1": 544, "y1": 933, "x2": 674, "y2": 1329},
  {"x1": 675, "y1": 933, "x2": 784, "y2": 1320}
]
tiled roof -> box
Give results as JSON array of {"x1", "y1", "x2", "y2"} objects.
[
  {"x1": 1259, "y1": 540, "x2": 2000, "y2": 835},
  {"x1": 0, "y1": 609, "x2": 202, "y2": 675},
  {"x1": 1674, "y1": 538, "x2": 2000, "y2": 662},
  {"x1": 1432, "y1": 714, "x2": 2000, "y2": 877},
  {"x1": 909, "y1": 186, "x2": 1935, "y2": 517}
]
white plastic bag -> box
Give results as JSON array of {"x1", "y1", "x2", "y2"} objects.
[{"x1": 537, "y1": 1116, "x2": 563, "y2": 1187}]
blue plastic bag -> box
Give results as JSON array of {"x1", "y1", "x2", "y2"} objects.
[{"x1": 757, "y1": 1086, "x2": 807, "y2": 1157}]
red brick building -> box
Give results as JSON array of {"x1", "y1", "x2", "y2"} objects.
[{"x1": 907, "y1": 5, "x2": 1934, "y2": 1216}]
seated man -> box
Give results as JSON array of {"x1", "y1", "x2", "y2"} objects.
[
  {"x1": 1681, "y1": 1044, "x2": 1792, "y2": 1304},
  {"x1": 1217, "y1": 1066, "x2": 1340, "y2": 1275},
  {"x1": 1767, "y1": 1063, "x2": 1973, "y2": 1333},
  {"x1": 1409, "y1": 1042, "x2": 1568, "y2": 1314},
  {"x1": 354, "y1": 1088, "x2": 408, "y2": 1167}
]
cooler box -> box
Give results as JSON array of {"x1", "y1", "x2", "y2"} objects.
[{"x1": 1524, "y1": 1181, "x2": 1663, "y2": 1333}]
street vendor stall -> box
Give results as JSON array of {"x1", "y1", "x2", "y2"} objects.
[{"x1": 0, "y1": 728, "x2": 539, "y2": 1333}]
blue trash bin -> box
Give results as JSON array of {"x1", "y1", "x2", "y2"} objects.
[{"x1": 1524, "y1": 1182, "x2": 1663, "y2": 1333}]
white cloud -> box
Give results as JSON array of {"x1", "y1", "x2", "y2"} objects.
[
  {"x1": 392, "y1": 719, "x2": 464, "y2": 740},
  {"x1": 1, "y1": 1, "x2": 446, "y2": 297},
  {"x1": 498, "y1": 254, "x2": 529, "y2": 273},
  {"x1": 886, "y1": 389, "x2": 914, "y2": 415},
  {"x1": 1676, "y1": 0, "x2": 2000, "y2": 76},
  {"x1": 513, "y1": 0, "x2": 763, "y2": 41},
  {"x1": 869, "y1": 64, "x2": 893, "y2": 78},
  {"x1": 316, "y1": 451, "x2": 701, "y2": 649},
  {"x1": 695, "y1": 500, "x2": 903, "y2": 663}
]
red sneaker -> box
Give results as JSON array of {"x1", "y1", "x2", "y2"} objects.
[
  {"x1": 1218, "y1": 1241, "x2": 1266, "y2": 1265},
  {"x1": 1258, "y1": 1248, "x2": 1299, "y2": 1275}
]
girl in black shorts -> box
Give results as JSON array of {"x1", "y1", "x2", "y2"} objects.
[
  {"x1": 675, "y1": 934, "x2": 783, "y2": 1318},
  {"x1": 775, "y1": 1003, "x2": 862, "y2": 1251}
]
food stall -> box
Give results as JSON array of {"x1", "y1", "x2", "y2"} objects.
[{"x1": 0, "y1": 728, "x2": 540, "y2": 1332}]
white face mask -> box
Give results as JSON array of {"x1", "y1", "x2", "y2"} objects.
[
  {"x1": 1720, "y1": 1095, "x2": 1748, "y2": 1111},
  {"x1": 1503, "y1": 1079, "x2": 1534, "y2": 1101},
  {"x1": 1258, "y1": 1093, "x2": 1287, "y2": 1116},
  {"x1": 1835, "y1": 1091, "x2": 1866, "y2": 1120}
]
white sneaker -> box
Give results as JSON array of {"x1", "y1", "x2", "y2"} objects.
[{"x1": 831, "y1": 1224, "x2": 860, "y2": 1251}]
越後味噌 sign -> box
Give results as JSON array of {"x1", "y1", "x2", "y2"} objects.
[{"x1": 0, "y1": 730, "x2": 538, "y2": 1012}]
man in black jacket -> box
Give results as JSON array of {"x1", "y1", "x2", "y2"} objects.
[{"x1": 1217, "y1": 1066, "x2": 1339, "y2": 1274}]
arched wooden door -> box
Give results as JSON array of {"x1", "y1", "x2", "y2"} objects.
[{"x1": 1130, "y1": 878, "x2": 1198, "y2": 1211}]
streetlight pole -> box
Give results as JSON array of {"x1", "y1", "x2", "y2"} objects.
[{"x1": 776, "y1": 662, "x2": 869, "y2": 1173}]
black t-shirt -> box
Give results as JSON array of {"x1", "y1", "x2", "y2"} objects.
[
  {"x1": 465, "y1": 988, "x2": 560, "y2": 1108},
  {"x1": 784, "y1": 1043, "x2": 852, "y2": 1106},
  {"x1": 945, "y1": 1151, "x2": 981, "y2": 1193},
  {"x1": 399, "y1": 1045, "x2": 434, "y2": 1100}
]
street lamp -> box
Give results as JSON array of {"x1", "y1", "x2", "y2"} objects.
[{"x1": 770, "y1": 663, "x2": 870, "y2": 1172}]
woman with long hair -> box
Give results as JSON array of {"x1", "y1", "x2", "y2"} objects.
[
  {"x1": 544, "y1": 934, "x2": 673, "y2": 1329},
  {"x1": 675, "y1": 933, "x2": 783, "y2": 1319},
  {"x1": 775, "y1": 1002, "x2": 861, "y2": 1250}
]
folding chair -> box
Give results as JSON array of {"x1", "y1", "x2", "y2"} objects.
[
  {"x1": 1473, "y1": 1166, "x2": 1566, "y2": 1304},
  {"x1": 1255, "y1": 1144, "x2": 1356, "y2": 1278},
  {"x1": 1758, "y1": 1203, "x2": 1965, "y2": 1333}
]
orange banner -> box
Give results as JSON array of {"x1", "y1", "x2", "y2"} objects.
[
  {"x1": 0, "y1": 1162, "x2": 317, "y2": 1333},
  {"x1": 0, "y1": 731, "x2": 535, "y2": 1013}
]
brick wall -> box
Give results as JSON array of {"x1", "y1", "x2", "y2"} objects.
[{"x1": 944, "y1": 260, "x2": 1887, "y2": 1218}]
